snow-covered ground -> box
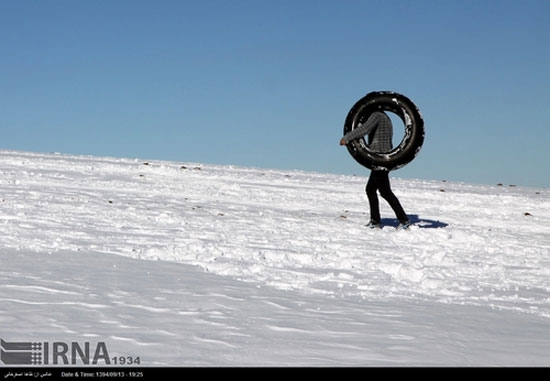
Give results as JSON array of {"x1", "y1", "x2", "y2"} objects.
[{"x1": 1, "y1": 150, "x2": 550, "y2": 366}]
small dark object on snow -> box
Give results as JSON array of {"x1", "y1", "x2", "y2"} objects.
[
  {"x1": 143, "y1": 162, "x2": 150, "y2": 166},
  {"x1": 497, "y1": 183, "x2": 503, "y2": 186},
  {"x1": 180, "y1": 165, "x2": 187, "y2": 169},
  {"x1": 524, "y1": 212, "x2": 532, "y2": 216},
  {"x1": 440, "y1": 189, "x2": 445, "y2": 192}
]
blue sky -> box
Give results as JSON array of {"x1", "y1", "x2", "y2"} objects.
[{"x1": 1, "y1": 0, "x2": 549, "y2": 187}]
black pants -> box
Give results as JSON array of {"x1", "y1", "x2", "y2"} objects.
[{"x1": 366, "y1": 170, "x2": 408, "y2": 223}]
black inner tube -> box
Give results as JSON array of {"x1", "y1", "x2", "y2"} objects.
[{"x1": 343, "y1": 91, "x2": 424, "y2": 171}]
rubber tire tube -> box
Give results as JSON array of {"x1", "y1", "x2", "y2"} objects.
[{"x1": 343, "y1": 91, "x2": 424, "y2": 171}]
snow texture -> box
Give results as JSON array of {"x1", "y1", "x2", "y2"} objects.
[{"x1": 1, "y1": 150, "x2": 550, "y2": 366}]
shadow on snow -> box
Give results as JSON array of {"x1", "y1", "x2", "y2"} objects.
[{"x1": 380, "y1": 214, "x2": 448, "y2": 229}]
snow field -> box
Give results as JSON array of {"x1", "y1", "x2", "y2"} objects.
[
  {"x1": 1, "y1": 151, "x2": 549, "y2": 317},
  {"x1": 1, "y1": 150, "x2": 550, "y2": 365}
]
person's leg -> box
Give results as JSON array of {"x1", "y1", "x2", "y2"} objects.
[
  {"x1": 365, "y1": 171, "x2": 381, "y2": 223},
  {"x1": 372, "y1": 171, "x2": 409, "y2": 223}
]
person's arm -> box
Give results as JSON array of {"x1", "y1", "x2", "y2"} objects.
[{"x1": 339, "y1": 113, "x2": 380, "y2": 145}]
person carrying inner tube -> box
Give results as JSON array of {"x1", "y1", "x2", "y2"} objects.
[{"x1": 339, "y1": 111, "x2": 411, "y2": 230}]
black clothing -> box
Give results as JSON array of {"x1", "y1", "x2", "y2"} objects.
[
  {"x1": 341, "y1": 111, "x2": 409, "y2": 225},
  {"x1": 342, "y1": 111, "x2": 393, "y2": 152},
  {"x1": 366, "y1": 170, "x2": 408, "y2": 224}
]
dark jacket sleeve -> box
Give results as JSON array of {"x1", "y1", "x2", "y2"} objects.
[{"x1": 342, "y1": 112, "x2": 380, "y2": 143}]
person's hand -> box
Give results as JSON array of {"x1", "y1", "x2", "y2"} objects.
[{"x1": 339, "y1": 138, "x2": 347, "y2": 146}]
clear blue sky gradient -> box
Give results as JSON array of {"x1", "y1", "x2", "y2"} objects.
[{"x1": 1, "y1": 0, "x2": 549, "y2": 187}]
